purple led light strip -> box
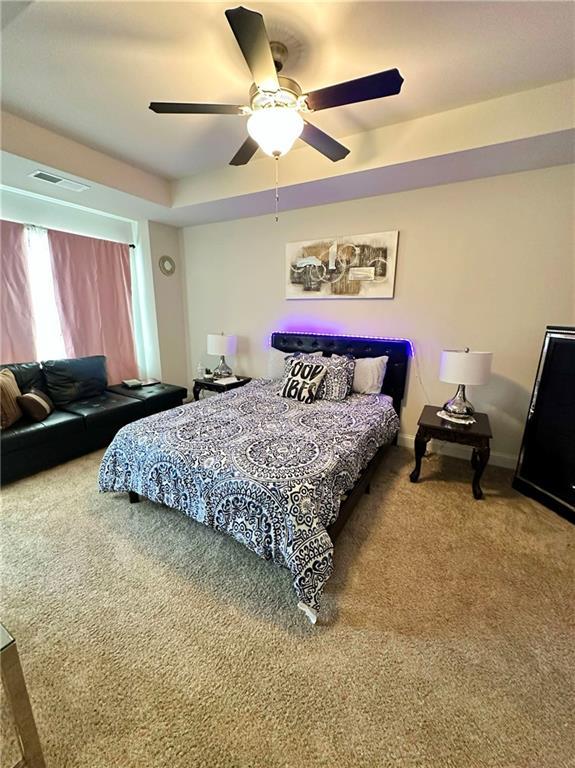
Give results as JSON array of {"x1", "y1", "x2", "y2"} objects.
[{"x1": 270, "y1": 331, "x2": 414, "y2": 356}]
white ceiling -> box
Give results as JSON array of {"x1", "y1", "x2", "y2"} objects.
[{"x1": 2, "y1": 1, "x2": 574, "y2": 180}]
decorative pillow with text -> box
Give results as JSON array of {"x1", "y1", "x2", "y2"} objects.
[
  {"x1": 286, "y1": 353, "x2": 355, "y2": 401},
  {"x1": 280, "y1": 359, "x2": 327, "y2": 404}
]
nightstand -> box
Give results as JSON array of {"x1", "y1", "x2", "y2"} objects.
[
  {"x1": 192, "y1": 376, "x2": 252, "y2": 401},
  {"x1": 409, "y1": 405, "x2": 492, "y2": 499}
]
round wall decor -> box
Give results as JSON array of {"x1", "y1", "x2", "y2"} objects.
[{"x1": 159, "y1": 255, "x2": 176, "y2": 277}]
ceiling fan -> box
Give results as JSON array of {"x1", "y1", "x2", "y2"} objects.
[{"x1": 150, "y1": 6, "x2": 404, "y2": 166}]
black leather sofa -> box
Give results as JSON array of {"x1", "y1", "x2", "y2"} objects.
[{"x1": 1, "y1": 356, "x2": 187, "y2": 485}]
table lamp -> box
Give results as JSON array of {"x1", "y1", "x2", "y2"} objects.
[
  {"x1": 439, "y1": 348, "x2": 493, "y2": 420},
  {"x1": 207, "y1": 333, "x2": 237, "y2": 379}
]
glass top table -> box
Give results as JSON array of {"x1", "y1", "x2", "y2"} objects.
[
  {"x1": 0, "y1": 621, "x2": 46, "y2": 767},
  {"x1": 0, "y1": 621, "x2": 15, "y2": 652}
]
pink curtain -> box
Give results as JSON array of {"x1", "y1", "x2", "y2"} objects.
[
  {"x1": 0, "y1": 220, "x2": 37, "y2": 363},
  {"x1": 47, "y1": 230, "x2": 139, "y2": 384}
]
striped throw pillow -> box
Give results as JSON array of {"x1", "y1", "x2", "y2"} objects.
[
  {"x1": 0, "y1": 368, "x2": 23, "y2": 429},
  {"x1": 17, "y1": 389, "x2": 54, "y2": 423}
]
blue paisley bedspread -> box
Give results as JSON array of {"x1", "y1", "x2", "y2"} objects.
[{"x1": 98, "y1": 379, "x2": 399, "y2": 614}]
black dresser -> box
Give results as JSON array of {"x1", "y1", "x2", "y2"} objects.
[{"x1": 513, "y1": 326, "x2": 575, "y2": 522}]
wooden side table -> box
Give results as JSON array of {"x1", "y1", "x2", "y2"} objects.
[
  {"x1": 0, "y1": 623, "x2": 46, "y2": 768},
  {"x1": 192, "y1": 376, "x2": 252, "y2": 401},
  {"x1": 409, "y1": 405, "x2": 492, "y2": 499}
]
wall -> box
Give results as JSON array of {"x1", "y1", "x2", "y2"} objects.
[
  {"x1": 183, "y1": 165, "x2": 575, "y2": 466},
  {"x1": 0, "y1": 187, "x2": 133, "y2": 242},
  {"x1": 148, "y1": 221, "x2": 189, "y2": 387}
]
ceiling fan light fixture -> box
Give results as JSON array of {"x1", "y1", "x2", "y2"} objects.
[
  {"x1": 150, "y1": 6, "x2": 403, "y2": 167},
  {"x1": 247, "y1": 106, "x2": 304, "y2": 157}
]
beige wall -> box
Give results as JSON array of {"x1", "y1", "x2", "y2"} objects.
[
  {"x1": 183, "y1": 165, "x2": 575, "y2": 465},
  {"x1": 148, "y1": 221, "x2": 188, "y2": 387},
  {"x1": 1, "y1": 187, "x2": 134, "y2": 242}
]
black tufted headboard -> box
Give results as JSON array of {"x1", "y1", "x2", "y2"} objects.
[{"x1": 271, "y1": 331, "x2": 411, "y2": 415}]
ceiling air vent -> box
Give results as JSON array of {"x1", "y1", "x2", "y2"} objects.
[{"x1": 29, "y1": 170, "x2": 89, "y2": 192}]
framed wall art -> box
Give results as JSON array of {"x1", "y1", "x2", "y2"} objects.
[{"x1": 285, "y1": 230, "x2": 399, "y2": 300}]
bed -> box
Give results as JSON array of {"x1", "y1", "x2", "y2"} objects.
[{"x1": 98, "y1": 332, "x2": 411, "y2": 622}]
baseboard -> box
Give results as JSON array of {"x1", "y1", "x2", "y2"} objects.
[{"x1": 397, "y1": 433, "x2": 517, "y2": 469}]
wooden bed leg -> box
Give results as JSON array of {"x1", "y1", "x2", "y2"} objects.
[{"x1": 128, "y1": 491, "x2": 140, "y2": 504}]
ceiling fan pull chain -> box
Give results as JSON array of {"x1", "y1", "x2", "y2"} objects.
[{"x1": 274, "y1": 154, "x2": 280, "y2": 223}]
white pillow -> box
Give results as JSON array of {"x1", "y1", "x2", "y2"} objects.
[
  {"x1": 352, "y1": 356, "x2": 389, "y2": 394},
  {"x1": 267, "y1": 348, "x2": 322, "y2": 379},
  {"x1": 267, "y1": 348, "x2": 290, "y2": 379}
]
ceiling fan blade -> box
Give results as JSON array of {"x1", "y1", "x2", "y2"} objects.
[
  {"x1": 225, "y1": 6, "x2": 279, "y2": 93},
  {"x1": 149, "y1": 102, "x2": 244, "y2": 115},
  {"x1": 230, "y1": 136, "x2": 259, "y2": 166},
  {"x1": 305, "y1": 68, "x2": 404, "y2": 112},
  {"x1": 300, "y1": 121, "x2": 350, "y2": 162}
]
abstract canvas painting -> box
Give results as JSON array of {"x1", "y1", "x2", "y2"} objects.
[{"x1": 285, "y1": 231, "x2": 399, "y2": 300}]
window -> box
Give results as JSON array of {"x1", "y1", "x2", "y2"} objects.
[
  {"x1": 1, "y1": 220, "x2": 139, "y2": 383},
  {"x1": 25, "y1": 226, "x2": 66, "y2": 360}
]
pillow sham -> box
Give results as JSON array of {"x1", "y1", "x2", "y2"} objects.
[
  {"x1": 280, "y1": 359, "x2": 326, "y2": 404},
  {"x1": 0, "y1": 368, "x2": 23, "y2": 429},
  {"x1": 352, "y1": 355, "x2": 389, "y2": 394},
  {"x1": 287, "y1": 353, "x2": 355, "y2": 401},
  {"x1": 17, "y1": 388, "x2": 54, "y2": 422}
]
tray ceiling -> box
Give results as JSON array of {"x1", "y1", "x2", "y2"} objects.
[{"x1": 2, "y1": 1, "x2": 574, "y2": 179}]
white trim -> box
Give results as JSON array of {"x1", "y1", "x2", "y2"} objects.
[
  {"x1": 130, "y1": 221, "x2": 162, "y2": 381},
  {"x1": 397, "y1": 432, "x2": 517, "y2": 470},
  {"x1": 1, "y1": 183, "x2": 133, "y2": 222}
]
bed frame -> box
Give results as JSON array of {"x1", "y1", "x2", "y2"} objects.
[
  {"x1": 129, "y1": 331, "x2": 411, "y2": 541},
  {"x1": 270, "y1": 332, "x2": 411, "y2": 540}
]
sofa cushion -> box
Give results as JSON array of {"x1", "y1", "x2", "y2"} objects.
[
  {"x1": 0, "y1": 368, "x2": 23, "y2": 429},
  {"x1": 60, "y1": 392, "x2": 144, "y2": 428},
  {"x1": 0, "y1": 410, "x2": 84, "y2": 455},
  {"x1": 41, "y1": 410, "x2": 86, "y2": 441},
  {"x1": 43, "y1": 355, "x2": 107, "y2": 406},
  {"x1": 107, "y1": 383, "x2": 187, "y2": 414},
  {"x1": 0, "y1": 362, "x2": 47, "y2": 394}
]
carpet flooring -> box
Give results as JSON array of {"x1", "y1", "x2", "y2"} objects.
[{"x1": 1, "y1": 446, "x2": 573, "y2": 768}]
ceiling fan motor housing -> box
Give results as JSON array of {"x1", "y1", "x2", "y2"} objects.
[{"x1": 249, "y1": 76, "x2": 304, "y2": 111}]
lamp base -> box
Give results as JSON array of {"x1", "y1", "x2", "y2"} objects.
[
  {"x1": 443, "y1": 384, "x2": 475, "y2": 420},
  {"x1": 213, "y1": 356, "x2": 232, "y2": 379}
]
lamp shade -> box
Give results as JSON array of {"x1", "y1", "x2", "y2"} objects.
[
  {"x1": 247, "y1": 107, "x2": 304, "y2": 157},
  {"x1": 439, "y1": 349, "x2": 492, "y2": 385},
  {"x1": 207, "y1": 333, "x2": 237, "y2": 357}
]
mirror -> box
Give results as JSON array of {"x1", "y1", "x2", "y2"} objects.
[{"x1": 159, "y1": 255, "x2": 176, "y2": 277}]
